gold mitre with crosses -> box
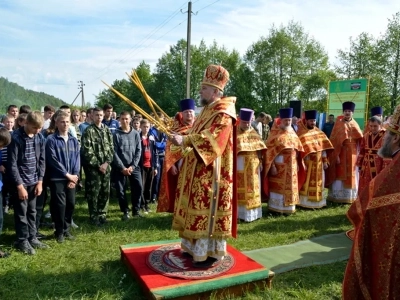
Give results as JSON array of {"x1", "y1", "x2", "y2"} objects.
[
  {"x1": 202, "y1": 64, "x2": 229, "y2": 91},
  {"x1": 387, "y1": 104, "x2": 400, "y2": 135}
]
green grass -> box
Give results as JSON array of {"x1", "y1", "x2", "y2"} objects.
[{"x1": 0, "y1": 192, "x2": 351, "y2": 300}]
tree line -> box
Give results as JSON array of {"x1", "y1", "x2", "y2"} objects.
[
  {"x1": 96, "y1": 13, "x2": 400, "y2": 117},
  {"x1": 0, "y1": 77, "x2": 66, "y2": 113}
]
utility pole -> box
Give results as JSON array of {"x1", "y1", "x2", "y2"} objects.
[
  {"x1": 78, "y1": 80, "x2": 85, "y2": 107},
  {"x1": 71, "y1": 80, "x2": 85, "y2": 107},
  {"x1": 182, "y1": 1, "x2": 195, "y2": 99}
]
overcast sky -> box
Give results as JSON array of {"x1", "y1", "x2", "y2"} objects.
[{"x1": 1, "y1": 0, "x2": 399, "y2": 106}]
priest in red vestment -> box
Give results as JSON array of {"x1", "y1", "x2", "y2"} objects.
[
  {"x1": 156, "y1": 99, "x2": 195, "y2": 213},
  {"x1": 236, "y1": 108, "x2": 266, "y2": 222},
  {"x1": 343, "y1": 104, "x2": 400, "y2": 300},
  {"x1": 169, "y1": 64, "x2": 237, "y2": 268},
  {"x1": 297, "y1": 110, "x2": 333, "y2": 208},
  {"x1": 263, "y1": 108, "x2": 305, "y2": 214},
  {"x1": 356, "y1": 115, "x2": 390, "y2": 196},
  {"x1": 326, "y1": 101, "x2": 363, "y2": 203}
]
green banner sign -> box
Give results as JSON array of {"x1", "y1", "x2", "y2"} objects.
[{"x1": 328, "y1": 79, "x2": 368, "y2": 129}]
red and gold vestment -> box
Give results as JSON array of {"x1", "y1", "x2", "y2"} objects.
[
  {"x1": 236, "y1": 127, "x2": 266, "y2": 219},
  {"x1": 296, "y1": 120, "x2": 333, "y2": 206},
  {"x1": 263, "y1": 122, "x2": 304, "y2": 212},
  {"x1": 325, "y1": 117, "x2": 363, "y2": 203},
  {"x1": 356, "y1": 129, "x2": 390, "y2": 196},
  {"x1": 172, "y1": 97, "x2": 237, "y2": 244},
  {"x1": 157, "y1": 113, "x2": 193, "y2": 213},
  {"x1": 343, "y1": 152, "x2": 400, "y2": 300}
]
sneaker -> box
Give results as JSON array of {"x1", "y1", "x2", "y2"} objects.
[
  {"x1": 64, "y1": 232, "x2": 76, "y2": 241},
  {"x1": 122, "y1": 213, "x2": 130, "y2": 221},
  {"x1": 56, "y1": 234, "x2": 65, "y2": 243},
  {"x1": 3, "y1": 205, "x2": 9, "y2": 214},
  {"x1": 71, "y1": 220, "x2": 79, "y2": 229},
  {"x1": 15, "y1": 240, "x2": 36, "y2": 255},
  {"x1": 29, "y1": 238, "x2": 50, "y2": 249},
  {"x1": 45, "y1": 211, "x2": 51, "y2": 219}
]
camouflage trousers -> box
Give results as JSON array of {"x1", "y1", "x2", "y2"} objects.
[{"x1": 85, "y1": 166, "x2": 111, "y2": 220}]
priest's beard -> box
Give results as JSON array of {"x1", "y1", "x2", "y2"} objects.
[
  {"x1": 378, "y1": 135, "x2": 393, "y2": 158},
  {"x1": 200, "y1": 98, "x2": 209, "y2": 106}
]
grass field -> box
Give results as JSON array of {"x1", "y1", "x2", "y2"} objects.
[{"x1": 0, "y1": 191, "x2": 351, "y2": 300}]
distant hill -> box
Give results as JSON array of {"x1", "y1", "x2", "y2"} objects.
[{"x1": 0, "y1": 77, "x2": 67, "y2": 113}]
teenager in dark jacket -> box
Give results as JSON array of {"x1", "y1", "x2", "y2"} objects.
[
  {"x1": 8, "y1": 111, "x2": 48, "y2": 255},
  {"x1": 45, "y1": 111, "x2": 80, "y2": 243},
  {"x1": 113, "y1": 111, "x2": 143, "y2": 219}
]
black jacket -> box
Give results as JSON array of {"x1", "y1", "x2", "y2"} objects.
[{"x1": 7, "y1": 127, "x2": 46, "y2": 186}]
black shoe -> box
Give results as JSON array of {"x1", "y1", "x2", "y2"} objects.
[
  {"x1": 90, "y1": 217, "x2": 101, "y2": 226},
  {"x1": 29, "y1": 238, "x2": 50, "y2": 249},
  {"x1": 181, "y1": 251, "x2": 193, "y2": 258},
  {"x1": 99, "y1": 215, "x2": 107, "y2": 225},
  {"x1": 36, "y1": 232, "x2": 47, "y2": 240},
  {"x1": 56, "y1": 234, "x2": 65, "y2": 243},
  {"x1": 15, "y1": 240, "x2": 36, "y2": 255},
  {"x1": 192, "y1": 257, "x2": 218, "y2": 268},
  {"x1": 122, "y1": 212, "x2": 130, "y2": 221},
  {"x1": 64, "y1": 232, "x2": 76, "y2": 241}
]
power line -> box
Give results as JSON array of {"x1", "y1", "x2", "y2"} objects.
[
  {"x1": 90, "y1": 1, "x2": 188, "y2": 83},
  {"x1": 196, "y1": 0, "x2": 221, "y2": 13}
]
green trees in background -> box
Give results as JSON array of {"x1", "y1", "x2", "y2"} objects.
[{"x1": 91, "y1": 12, "x2": 400, "y2": 116}]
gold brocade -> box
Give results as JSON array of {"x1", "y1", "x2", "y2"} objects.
[
  {"x1": 297, "y1": 120, "x2": 333, "y2": 202},
  {"x1": 237, "y1": 128, "x2": 266, "y2": 210},
  {"x1": 237, "y1": 128, "x2": 266, "y2": 153},
  {"x1": 264, "y1": 124, "x2": 304, "y2": 206},
  {"x1": 356, "y1": 129, "x2": 391, "y2": 196},
  {"x1": 172, "y1": 97, "x2": 237, "y2": 240}
]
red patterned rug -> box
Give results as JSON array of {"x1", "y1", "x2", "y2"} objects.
[
  {"x1": 120, "y1": 239, "x2": 274, "y2": 299},
  {"x1": 146, "y1": 243, "x2": 235, "y2": 280}
]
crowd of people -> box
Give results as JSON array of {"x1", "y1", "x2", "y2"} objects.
[{"x1": 0, "y1": 63, "x2": 399, "y2": 298}]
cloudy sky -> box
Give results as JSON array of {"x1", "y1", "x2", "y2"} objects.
[{"x1": 1, "y1": 0, "x2": 399, "y2": 106}]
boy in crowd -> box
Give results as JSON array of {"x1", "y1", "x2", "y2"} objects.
[
  {"x1": 1, "y1": 115, "x2": 14, "y2": 213},
  {"x1": 113, "y1": 111, "x2": 143, "y2": 219},
  {"x1": 139, "y1": 119, "x2": 158, "y2": 214},
  {"x1": 102, "y1": 104, "x2": 119, "y2": 134},
  {"x1": 132, "y1": 118, "x2": 141, "y2": 131},
  {"x1": 8, "y1": 111, "x2": 48, "y2": 255},
  {"x1": 0, "y1": 128, "x2": 12, "y2": 258},
  {"x1": 82, "y1": 107, "x2": 114, "y2": 225},
  {"x1": 45, "y1": 111, "x2": 80, "y2": 243},
  {"x1": 7, "y1": 105, "x2": 19, "y2": 120},
  {"x1": 42, "y1": 105, "x2": 55, "y2": 130}
]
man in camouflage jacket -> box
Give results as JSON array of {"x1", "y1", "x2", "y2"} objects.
[{"x1": 81, "y1": 107, "x2": 114, "y2": 225}]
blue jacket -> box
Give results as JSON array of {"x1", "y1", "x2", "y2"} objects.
[
  {"x1": 45, "y1": 131, "x2": 80, "y2": 180},
  {"x1": 8, "y1": 127, "x2": 46, "y2": 186},
  {"x1": 149, "y1": 126, "x2": 167, "y2": 157}
]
